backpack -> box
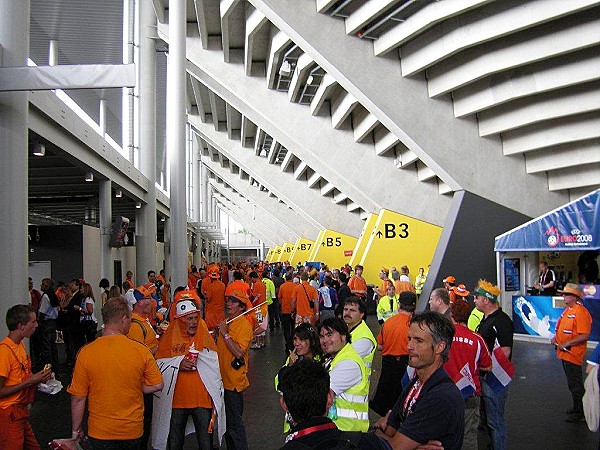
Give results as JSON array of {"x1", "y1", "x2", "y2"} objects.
[
  {"x1": 284, "y1": 431, "x2": 362, "y2": 449},
  {"x1": 130, "y1": 317, "x2": 148, "y2": 339}
]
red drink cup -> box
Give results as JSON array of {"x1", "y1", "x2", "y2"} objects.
[{"x1": 185, "y1": 349, "x2": 199, "y2": 365}]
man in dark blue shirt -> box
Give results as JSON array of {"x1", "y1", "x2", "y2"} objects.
[
  {"x1": 278, "y1": 359, "x2": 389, "y2": 450},
  {"x1": 374, "y1": 312, "x2": 465, "y2": 450}
]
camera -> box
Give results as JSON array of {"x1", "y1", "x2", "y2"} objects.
[{"x1": 231, "y1": 357, "x2": 245, "y2": 370}]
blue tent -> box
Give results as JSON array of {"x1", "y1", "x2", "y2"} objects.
[{"x1": 495, "y1": 189, "x2": 600, "y2": 252}]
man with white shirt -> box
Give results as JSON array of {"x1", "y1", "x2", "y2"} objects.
[{"x1": 342, "y1": 297, "x2": 376, "y2": 381}]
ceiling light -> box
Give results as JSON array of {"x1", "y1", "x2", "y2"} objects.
[
  {"x1": 160, "y1": 217, "x2": 166, "y2": 222},
  {"x1": 279, "y1": 60, "x2": 292, "y2": 77},
  {"x1": 115, "y1": 190, "x2": 122, "y2": 198},
  {"x1": 85, "y1": 171, "x2": 94, "y2": 182},
  {"x1": 32, "y1": 143, "x2": 45, "y2": 157},
  {"x1": 306, "y1": 75, "x2": 314, "y2": 85},
  {"x1": 135, "y1": 202, "x2": 142, "y2": 209}
]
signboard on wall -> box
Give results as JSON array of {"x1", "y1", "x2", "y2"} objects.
[{"x1": 504, "y1": 258, "x2": 520, "y2": 292}]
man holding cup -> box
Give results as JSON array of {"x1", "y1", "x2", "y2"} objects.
[{"x1": 153, "y1": 290, "x2": 225, "y2": 450}]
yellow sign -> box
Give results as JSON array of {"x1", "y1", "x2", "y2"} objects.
[
  {"x1": 290, "y1": 237, "x2": 315, "y2": 266},
  {"x1": 360, "y1": 209, "x2": 442, "y2": 286},
  {"x1": 349, "y1": 213, "x2": 378, "y2": 267},
  {"x1": 269, "y1": 246, "x2": 282, "y2": 263},
  {"x1": 266, "y1": 248, "x2": 274, "y2": 262},
  {"x1": 310, "y1": 229, "x2": 358, "y2": 268},
  {"x1": 277, "y1": 242, "x2": 294, "y2": 263},
  {"x1": 308, "y1": 230, "x2": 326, "y2": 261}
]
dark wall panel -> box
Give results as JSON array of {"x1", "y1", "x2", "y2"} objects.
[
  {"x1": 28, "y1": 225, "x2": 83, "y2": 284},
  {"x1": 419, "y1": 191, "x2": 531, "y2": 309}
]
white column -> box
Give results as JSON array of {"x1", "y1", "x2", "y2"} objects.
[
  {"x1": 0, "y1": 0, "x2": 29, "y2": 337},
  {"x1": 137, "y1": 0, "x2": 158, "y2": 281},
  {"x1": 49, "y1": 39, "x2": 59, "y2": 66},
  {"x1": 201, "y1": 159, "x2": 209, "y2": 222},
  {"x1": 167, "y1": 0, "x2": 187, "y2": 287},
  {"x1": 98, "y1": 180, "x2": 113, "y2": 281},
  {"x1": 99, "y1": 98, "x2": 107, "y2": 137}
]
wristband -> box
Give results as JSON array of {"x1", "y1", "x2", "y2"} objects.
[
  {"x1": 72, "y1": 430, "x2": 80, "y2": 437},
  {"x1": 223, "y1": 333, "x2": 231, "y2": 340}
]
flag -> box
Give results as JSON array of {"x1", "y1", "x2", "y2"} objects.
[
  {"x1": 453, "y1": 363, "x2": 476, "y2": 398},
  {"x1": 486, "y1": 340, "x2": 515, "y2": 392},
  {"x1": 400, "y1": 366, "x2": 416, "y2": 389}
]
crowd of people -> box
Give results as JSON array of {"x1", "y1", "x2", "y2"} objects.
[{"x1": 1, "y1": 260, "x2": 595, "y2": 450}]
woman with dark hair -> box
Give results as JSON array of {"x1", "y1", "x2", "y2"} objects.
[
  {"x1": 99, "y1": 278, "x2": 110, "y2": 306},
  {"x1": 80, "y1": 282, "x2": 98, "y2": 344},
  {"x1": 276, "y1": 323, "x2": 323, "y2": 432}
]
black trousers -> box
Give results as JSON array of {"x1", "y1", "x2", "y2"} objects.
[{"x1": 562, "y1": 359, "x2": 584, "y2": 414}]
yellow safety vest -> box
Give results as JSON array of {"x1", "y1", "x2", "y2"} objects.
[
  {"x1": 328, "y1": 343, "x2": 369, "y2": 432},
  {"x1": 350, "y1": 320, "x2": 376, "y2": 380}
]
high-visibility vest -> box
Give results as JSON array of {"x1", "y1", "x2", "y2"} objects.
[
  {"x1": 350, "y1": 320, "x2": 376, "y2": 379},
  {"x1": 329, "y1": 343, "x2": 369, "y2": 432}
]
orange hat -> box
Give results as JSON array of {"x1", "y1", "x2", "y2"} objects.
[
  {"x1": 173, "y1": 289, "x2": 201, "y2": 318},
  {"x1": 557, "y1": 283, "x2": 584, "y2": 299},
  {"x1": 443, "y1": 275, "x2": 456, "y2": 284},
  {"x1": 453, "y1": 284, "x2": 470, "y2": 297},
  {"x1": 227, "y1": 290, "x2": 252, "y2": 310},
  {"x1": 207, "y1": 264, "x2": 220, "y2": 279},
  {"x1": 133, "y1": 284, "x2": 156, "y2": 303}
]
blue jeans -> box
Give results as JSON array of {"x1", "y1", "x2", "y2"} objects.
[
  {"x1": 480, "y1": 378, "x2": 509, "y2": 450},
  {"x1": 224, "y1": 389, "x2": 248, "y2": 450},
  {"x1": 167, "y1": 407, "x2": 212, "y2": 450},
  {"x1": 88, "y1": 437, "x2": 140, "y2": 450}
]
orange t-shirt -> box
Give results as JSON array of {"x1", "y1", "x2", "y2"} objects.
[
  {"x1": 348, "y1": 276, "x2": 367, "y2": 297},
  {"x1": 188, "y1": 273, "x2": 201, "y2": 291},
  {"x1": 278, "y1": 281, "x2": 296, "y2": 314},
  {"x1": 127, "y1": 312, "x2": 158, "y2": 354},
  {"x1": 394, "y1": 280, "x2": 415, "y2": 294},
  {"x1": 251, "y1": 280, "x2": 268, "y2": 318},
  {"x1": 0, "y1": 337, "x2": 32, "y2": 409},
  {"x1": 172, "y1": 336, "x2": 212, "y2": 409},
  {"x1": 217, "y1": 317, "x2": 253, "y2": 391},
  {"x1": 292, "y1": 282, "x2": 318, "y2": 317},
  {"x1": 556, "y1": 302, "x2": 592, "y2": 365},
  {"x1": 377, "y1": 312, "x2": 411, "y2": 356},
  {"x1": 203, "y1": 279, "x2": 226, "y2": 330},
  {"x1": 67, "y1": 335, "x2": 163, "y2": 440}
]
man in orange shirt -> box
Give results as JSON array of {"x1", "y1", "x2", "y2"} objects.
[
  {"x1": 217, "y1": 291, "x2": 254, "y2": 450},
  {"x1": 292, "y1": 272, "x2": 319, "y2": 326},
  {"x1": 68, "y1": 298, "x2": 164, "y2": 448},
  {"x1": 201, "y1": 264, "x2": 226, "y2": 331},
  {"x1": 278, "y1": 272, "x2": 296, "y2": 352},
  {"x1": 0, "y1": 305, "x2": 52, "y2": 450},
  {"x1": 127, "y1": 285, "x2": 159, "y2": 450},
  {"x1": 188, "y1": 266, "x2": 202, "y2": 291},
  {"x1": 225, "y1": 270, "x2": 251, "y2": 297},
  {"x1": 249, "y1": 271, "x2": 268, "y2": 349},
  {"x1": 370, "y1": 292, "x2": 416, "y2": 416},
  {"x1": 348, "y1": 265, "x2": 367, "y2": 300},
  {"x1": 551, "y1": 283, "x2": 592, "y2": 423},
  {"x1": 153, "y1": 291, "x2": 225, "y2": 450}
]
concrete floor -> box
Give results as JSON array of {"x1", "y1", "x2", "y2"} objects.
[{"x1": 30, "y1": 316, "x2": 599, "y2": 449}]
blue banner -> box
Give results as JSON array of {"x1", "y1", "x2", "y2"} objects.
[
  {"x1": 495, "y1": 189, "x2": 600, "y2": 252},
  {"x1": 513, "y1": 286, "x2": 600, "y2": 341}
]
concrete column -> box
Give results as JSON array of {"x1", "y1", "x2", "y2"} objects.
[
  {"x1": 201, "y1": 159, "x2": 209, "y2": 222},
  {"x1": 0, "y1": 0, "x2": 29, "y2": 337},
  {"x1": 167, "y1": 0, "x2": 187, "y2": 287},
  {"x1": 163, "y1": 217, "x2": 172, "y2": 286},
  {"x1": 49, "y1": 39, "x2": 59, "y2": 66},
  {"x1": 192, "y1": 133, "x2": 200, "y2": 222},
  {"x1": 137, "y1": 0, "x2": 159, "y2": 281},
  {"x1": 98, "y1": 180, "x2": 113, "y2": 282}
]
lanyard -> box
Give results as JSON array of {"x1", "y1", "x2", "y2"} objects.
[{"x1": 285, "y1": 422, "x2": 337, "y2": 443}]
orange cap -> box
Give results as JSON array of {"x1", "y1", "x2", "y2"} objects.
[
  {"x1": 443, "y1": 275, "x2": 456, "y2": 284},
  {"x1": 453, "y1": 284, "x2": 470, "y2": 297}
]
